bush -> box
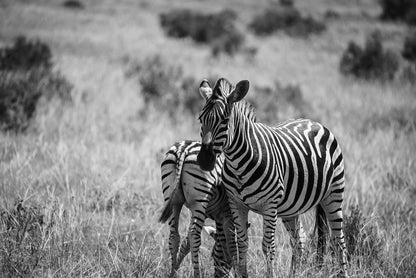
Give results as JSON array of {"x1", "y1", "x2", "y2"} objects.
[
  {"x1": 0, "y1": 36, "x2": 52, "y2": 71},
  {"x1": 62, "y1": 0, "x2": 84, "y2": 10},
  {"x1": 343, "y1": 205, "x2": 384, "y2": 268},
  {"x1": 339, "y1": 31, "x2": 400, "y2": 81},
  {"x1": 125, "y1": 55, "x2": 206, "y2": 116},
  {"x1": 0, "y1": 71, "x2": 42, "y2": 132},
  {"x1": 402, "y1": 30, "x2": 416, "y2": 62},
  {"x1": 247, "y1": 80, "x2": 314, "y2": 123},
  {"x1": 159, "y1": 9, "x2": 244, "y2": 56},
  {"x1": 0, "y1": 37, "x2": 73, "y2": 132},
  {"x1": 379, "y1": 0, "x2": 416, "y2": 25},
  {"x1": 0, "y1": 69, "x2": 72, "y2": 132},
  {"x1": 249, "y1": 6, "x2": 326, "y2": 37}
]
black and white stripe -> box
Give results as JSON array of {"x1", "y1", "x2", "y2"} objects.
[
  {"x1": 197, "y1": 78, "x2": 348, "y2": 278},
  {"x1": 159, "y1": 140, "x2": 235, "y2": 278}
]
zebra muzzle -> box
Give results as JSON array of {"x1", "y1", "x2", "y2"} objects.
[{"x1": 197, "y1": 143, "x2": 216, "y2": 171}]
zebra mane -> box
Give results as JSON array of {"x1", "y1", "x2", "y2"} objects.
[{"x1": 234, "y1": 100, "x2": 257, "y2": 123}]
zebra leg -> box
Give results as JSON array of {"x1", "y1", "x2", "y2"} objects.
[
  {"x1": 282, "y1": 216, "x2": 306, "y2": 277},
  {"x1": 320, "y1": 198, "x2": 348, "y2": 277},
  {"x1": 229, "y1": 201, "x2": 249, "y2": 278},
  {"x1": 176, "y1": 234, "x2": 190, "y2": 271},
  {"x1": 168, "y1": 204, "x2": 183, "y2": 278},
  {"x1": 316, "y1": 203, "x2": 327, "y2": 269},
  {"x1": 262, "y1": 212, "x2": 278, "y2": 278},
  {"x1": 212, "y1": 221, "x2": 232, "y2": 278},
  {"x1": 188, "y1": 209, "x2": 208, "y2": 278}
]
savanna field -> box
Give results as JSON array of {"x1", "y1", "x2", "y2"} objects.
[{"x1": 0, "y1": 0, "x2": 415, "y2": 277}]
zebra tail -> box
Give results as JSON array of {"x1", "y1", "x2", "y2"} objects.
[{"x1": 158, "y1": 145, "x2": 188, "y2": 223}]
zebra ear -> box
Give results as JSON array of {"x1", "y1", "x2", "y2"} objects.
[
  {"x1": 228, "y1": 80, "x2": 249, "y2": 104},
  {"x1": 199, "y1": 79, "x2": 212, "y2": 101}
]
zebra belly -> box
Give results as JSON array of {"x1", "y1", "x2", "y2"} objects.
[{"x1": 223, "y1": 178, "x2": 284, "y2": 214}]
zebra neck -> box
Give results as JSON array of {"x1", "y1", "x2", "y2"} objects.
[{"x1": 223, "y1": 111, "x2": 253, "y2": 164}]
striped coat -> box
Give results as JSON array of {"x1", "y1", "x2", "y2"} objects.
[
  {"x1": 159, "y1": 140, "x2": 235, "y2": 278},
  {"x1": 197, "y1": 78, "x2": 348, "y2": 278}
]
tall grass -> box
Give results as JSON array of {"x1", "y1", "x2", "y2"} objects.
[{"x1": 0, "y1": 0, "x2": 415, "y2": 277}]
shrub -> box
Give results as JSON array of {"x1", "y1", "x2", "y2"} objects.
[
  {"x1": 339, "y1": 31, "x2": 400, "y2": 81},
  {"x1": 399, "y1": 63, "x2": 416, "y2": 84},
  {"x1": 0, "y1": 36, "x2": 52, "y2": 71},
  {"x1": 62, "y1": 0, "x2": 84, "y2": 10},
  {"x1": 343, "y1": 205, "x2": 384, "y2": 268},
  {"x1": 249, "y1": 6, "x2": 326, "y2": 37},
  {"x1": 247, "y1": 80, "x2": 314, "y2": 123},
  {"x1": 402, "y1": 30, "x2": 416, "y2": 62},
  {"x1": 0, "y1": 71, "x2": 43, "y2": 132},
  {"x1": 159, "y1": 9, "x2": 244, "y2": 56},
  {"x1": 0, "y1": 36, "x2": 73, "y2": 132},
  {"x1": 0, "y1": 69, "x2": 73, "y2": 132},
  {"x1": 125, "y1": 55, "x2": 205, "y2": 116},
  {"x1": 379, "y1": 0, "x2": 416, "y2": 25}
]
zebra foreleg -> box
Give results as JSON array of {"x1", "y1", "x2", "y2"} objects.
[
  {"x1": 262, "y1": 212, "x2": 278, "y2": 278},
  {"x1": 282, "y1": 216, "x2": 306, "y2": 277},
  {"x1": 212, "y1": 221, "x2": 232, "y2": 278},
  {"x1": 229, "y1": 202, "x2": 249, "y2": 278}
]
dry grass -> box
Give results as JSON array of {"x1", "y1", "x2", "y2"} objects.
[{"x1": 0, "y1": 0, "x2": 415, "y2": 277}]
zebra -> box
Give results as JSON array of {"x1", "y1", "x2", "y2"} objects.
[
  {"x1": 159, "y1": 140, "x2": 235, "y2": 278},
  {"x1": 196, "y1": 78, "x2": 348, "y2": 278}
]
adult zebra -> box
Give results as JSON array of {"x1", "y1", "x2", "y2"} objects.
[
  {"x1": 159, "y1": 140, "x2": 235, "y2": 278},
  {"x1": 197, "y1": 78, "x2": 348, "y2": 277}
]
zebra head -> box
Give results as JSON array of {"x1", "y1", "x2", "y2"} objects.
[{"x1": 197, "y1": 78, "x2": 249, "y2": 171}]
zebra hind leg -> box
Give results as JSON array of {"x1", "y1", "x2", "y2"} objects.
[
  {"x1": 168, "y1": 204, "x2": 183, "y2": 278},
  {"x1": 316, "y1": 203, "x2": 328, "y2": 269},
  {"x1": 175, "y1": 234, "x2": 190, "y2": 272},
  {"x1": 187, "y1": 209, "x2": 208, "y2": 278},
  {"x1": 320, "y1": 197, "x2": 348, "y2": 277},
  {"x1": 282, "y1": 215, "x2": 306, "y2": 277}
]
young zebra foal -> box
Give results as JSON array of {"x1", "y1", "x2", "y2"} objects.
[{"x1": 159, "y1": 140, "x2": 235, "y2": 278}]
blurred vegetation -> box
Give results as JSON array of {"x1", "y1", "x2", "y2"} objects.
[
  {"x1": 62, "y1": 0, "x2": 84, "y2": 10},
  {"x1": 0, "y1": 37, "x2": 72, "y2": 133},
  {"x1": 159, "y1": 9, "x2": 244, "y2": 56},
  {"x1": 249, "y1": 5, "x2": 326, "y2": 38},
  {"x1": 339, "y1": 31, "x2": 400, "y2": 81},
  {"x1": 379, "y1": 0, "x2": 416, "y2": 25},
  {"x1": 248, "y1": 81, "x2": 315, "y2": 124},
  {"x1": 402, "y1": 30, "x2": 416, "y2": 62},
  {"x1": 0, "y1": 36, "x2": 52, "y2": 71},
  {"x1": 125, "y1": 55, "x2": 204, "y2": 116}
]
